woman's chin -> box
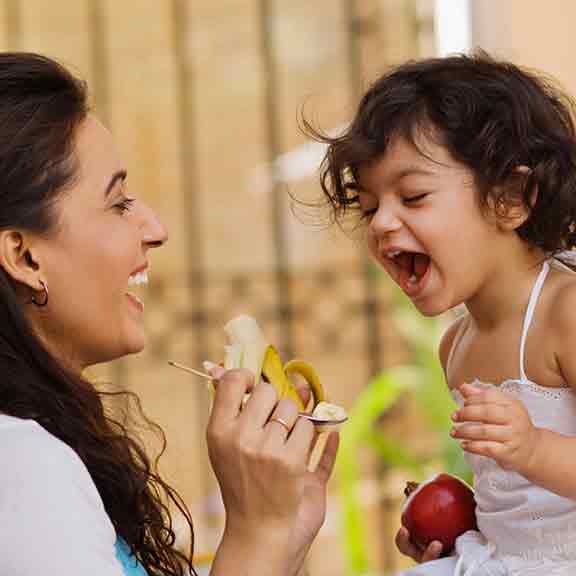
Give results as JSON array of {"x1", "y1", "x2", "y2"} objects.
[
  {"x1": 125, "y1": 335, "x2": 146, "y2": 356},
  {"x1": 116, "y1": 327, "x2": 147, "y2": 358}
]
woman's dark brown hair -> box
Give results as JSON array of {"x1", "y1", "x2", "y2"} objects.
[
  {"x1": 0, "y1": 52, "x2": 196, "y2": 575},
  {"x1": 305, "y1": 51, "x2": 576, "y2": 257}
]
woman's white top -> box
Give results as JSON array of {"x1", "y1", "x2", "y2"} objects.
[{"x1": 0, "y1": 413, "x2": 125, "y2": 575}]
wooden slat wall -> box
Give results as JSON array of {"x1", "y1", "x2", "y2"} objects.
[{"x1": 0, "y1": 1, "x2": 430, "y2": 573}]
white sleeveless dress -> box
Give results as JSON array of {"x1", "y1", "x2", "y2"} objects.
[{"x1": 399, "y1": 259, "x2": 576, "y2": 576}]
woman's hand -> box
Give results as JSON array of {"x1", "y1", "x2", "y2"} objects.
[
  {"x1": 206, "y1": 367, "x2": 338, "y2": 576},
  {"x1": 395, "y1": 526, "x2": 443, "y2": 563}
]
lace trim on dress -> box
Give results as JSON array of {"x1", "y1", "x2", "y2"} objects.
[{"x1": 454, "y1": 378, "x2": 573, "y2": 401}]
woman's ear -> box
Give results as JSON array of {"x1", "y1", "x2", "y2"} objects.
[{"x1": 0, "y1": 229, "x2": 44, "y2": 290}]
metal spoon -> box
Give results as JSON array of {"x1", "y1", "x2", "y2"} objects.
[{"x1": 168, "y1": 360, "x2": 348, "y2": 426}]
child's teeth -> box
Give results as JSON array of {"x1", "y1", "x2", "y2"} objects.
[{"x1": 408, "y1": 275, "x2": 418, "y2": 285}]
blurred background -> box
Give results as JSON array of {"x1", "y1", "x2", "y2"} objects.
[{"x1": 4, "y1": 1, "x2": 576, "y2": 574}]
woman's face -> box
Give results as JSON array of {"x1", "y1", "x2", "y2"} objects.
[{"x1": 29, "y1": 115, "x2": 168, "y2": 371}]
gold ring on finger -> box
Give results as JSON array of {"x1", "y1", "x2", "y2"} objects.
[{"x1": 269, "y1": 416, "x2": 292, "y2": 433}]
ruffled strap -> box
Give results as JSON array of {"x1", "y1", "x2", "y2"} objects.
[{"x1": 555, "y1": 250, "x2": 576, "y2": 267}]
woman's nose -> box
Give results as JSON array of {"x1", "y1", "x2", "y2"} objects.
[{"x1": 139, "y1": 202, "x2": 168, "y2": 247}]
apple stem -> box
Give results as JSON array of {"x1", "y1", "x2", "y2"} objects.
[{"x1": 404, "y1": 481, "x2": 420, "y2": 498}]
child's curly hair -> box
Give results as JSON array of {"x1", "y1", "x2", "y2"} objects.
[{"x1": 305, "y1": 51, "x2": 576, "y2": 256}]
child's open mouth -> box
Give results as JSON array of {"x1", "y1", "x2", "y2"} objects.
[{"x1": 390, "y1": 251, "x2": 431, "y2": 296}]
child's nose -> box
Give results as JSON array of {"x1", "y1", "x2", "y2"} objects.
[{"x1": 370, "y1": 206, "x2": 402, "y2": 234}]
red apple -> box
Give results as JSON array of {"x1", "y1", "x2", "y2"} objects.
[{"x1": 401, "y1": 473, "x2": 477, "y2": 555}]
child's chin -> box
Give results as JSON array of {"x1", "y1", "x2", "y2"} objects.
[{"x1": 412, "y1": 299, "x2": 449, "y2": 318}]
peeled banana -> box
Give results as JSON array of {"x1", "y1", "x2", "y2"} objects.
[{"x1": 214, "y1": 314, "x2": 326, "y2": 412}]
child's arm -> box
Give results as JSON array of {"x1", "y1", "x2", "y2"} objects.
[{"x1": 451, "y1": 284, "x2": 576, "y2": 500}]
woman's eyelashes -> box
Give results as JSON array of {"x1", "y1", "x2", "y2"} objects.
[{"x1": 113, "y1": 196, "x2": 136, "y2": 214}]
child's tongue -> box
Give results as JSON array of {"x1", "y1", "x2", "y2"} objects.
[{"x1": 397, "y1": 252, "x2": 430, "y2": 294}]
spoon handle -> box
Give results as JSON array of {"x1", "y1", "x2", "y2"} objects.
[{"x1": 168, "y1": 360, "x2": 347, "y2": 426}]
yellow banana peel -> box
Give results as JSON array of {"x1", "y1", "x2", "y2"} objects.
[
  {"x1": 220, "y1": 315, "x2": 326, "y2": 411},
  {"x1": 282, "y1": 358, "x2": 325, "y2": 410}
]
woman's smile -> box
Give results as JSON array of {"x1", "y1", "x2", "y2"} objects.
[{"x1": 126, "y1": 267, "x2": 148, "y2": 312}]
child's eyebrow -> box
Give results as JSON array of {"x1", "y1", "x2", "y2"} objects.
[
  {"x1": 391, "y1": 167, "x2": 435, "y2": 182},
  {"x1": 356, "y1": 165, "x2": 436, "y2": 193}
]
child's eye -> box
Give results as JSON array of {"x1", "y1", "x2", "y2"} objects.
[
  {"x1": 360, "y1": 207, "x2": 378, "y2": 220},
  {"x1": 403, "y1": 193, "x2": 429, "y2": 205},
  {"x1": 347, "y1": 192, "x2": 378, "y2": 220},
  {"x1": 114, "y1": 197, "x2": 135, "y2": 214}
]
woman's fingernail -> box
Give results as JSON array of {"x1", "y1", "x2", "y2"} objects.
[{"x1": 209, "y1": 365, "x2": 225, "y2": 380}]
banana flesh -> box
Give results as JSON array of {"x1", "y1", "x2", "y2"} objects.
[{"x1": 220, "y1": 315, "x2": 326, "y2": 411}]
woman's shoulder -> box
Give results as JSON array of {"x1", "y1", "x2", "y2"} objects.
[
  {"x1": 0, "y1": 414, "x2": 121, "y2": 574},
  {"x1": 0, "y1": 414, "x2": 100, "y2": 504},
  {"x1": 0, "y1": 413, "x2": 75, "y2": 462},
  {"x1": 0, "y1": 414, "x2": 117, "y2": 574}
]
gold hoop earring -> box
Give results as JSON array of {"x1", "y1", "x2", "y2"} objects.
[{"x1": 30, "y1": 279, "x2": 49, "y2": 307}]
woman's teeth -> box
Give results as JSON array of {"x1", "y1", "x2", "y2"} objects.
[
  {"x1": 128, "y1": 270, "x2": 148, "y2": 286},
  {"x1": 127, "y1": 270, "x2": 148, "y2": 309}
]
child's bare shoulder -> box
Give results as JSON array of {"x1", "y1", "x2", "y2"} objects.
[
  {"x1": 549, "y1": 274, "x2": 576, "y2": 335},
  {"x1": 549, "y1": 275, "x2": 576, "y2": 386}
]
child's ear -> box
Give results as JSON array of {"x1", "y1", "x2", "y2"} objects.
[
  {"x1": 0, "y1": 229, "x2": 44, "y2": 292},
  {"x1": 495, "y1": 165, "x2": 537, "y2": 231}
]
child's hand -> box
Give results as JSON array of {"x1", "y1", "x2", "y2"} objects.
[
  {"x1": 451, "y1": 383, "x2": 542, "y2": 475},
  {"x1": 395, "y1": 526, "x2": 443, "y2": 563}
]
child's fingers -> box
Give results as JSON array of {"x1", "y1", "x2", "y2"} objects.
[
  {"x1": 459, "y1": 439, "x2": 503, "y2": 458},
  {"x1": 458, "y1": 384, "x2": 513, "y2": 407},
  {"x1": 458, "y1": 382, "x2": 483, "y2": 397},
  {"x1": 452, "y1": 403, "x2": 510, "y2": 425},
  {"x1": 394, "y1": 527, "x2": 421, "y2": 560},
  {"x1": 421, "y1": 540, "x2": 443, "y2": 562},
  {"x1": 451, "y1": 422, "x2": 510, "y2": 443},
  {"x1": 395, "y1": 527, "x2": 442, "y2": 562}
]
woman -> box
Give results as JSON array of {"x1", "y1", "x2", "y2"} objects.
[{"x1": 0, "y1": 52, "x2": 338, "y2": 576}]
